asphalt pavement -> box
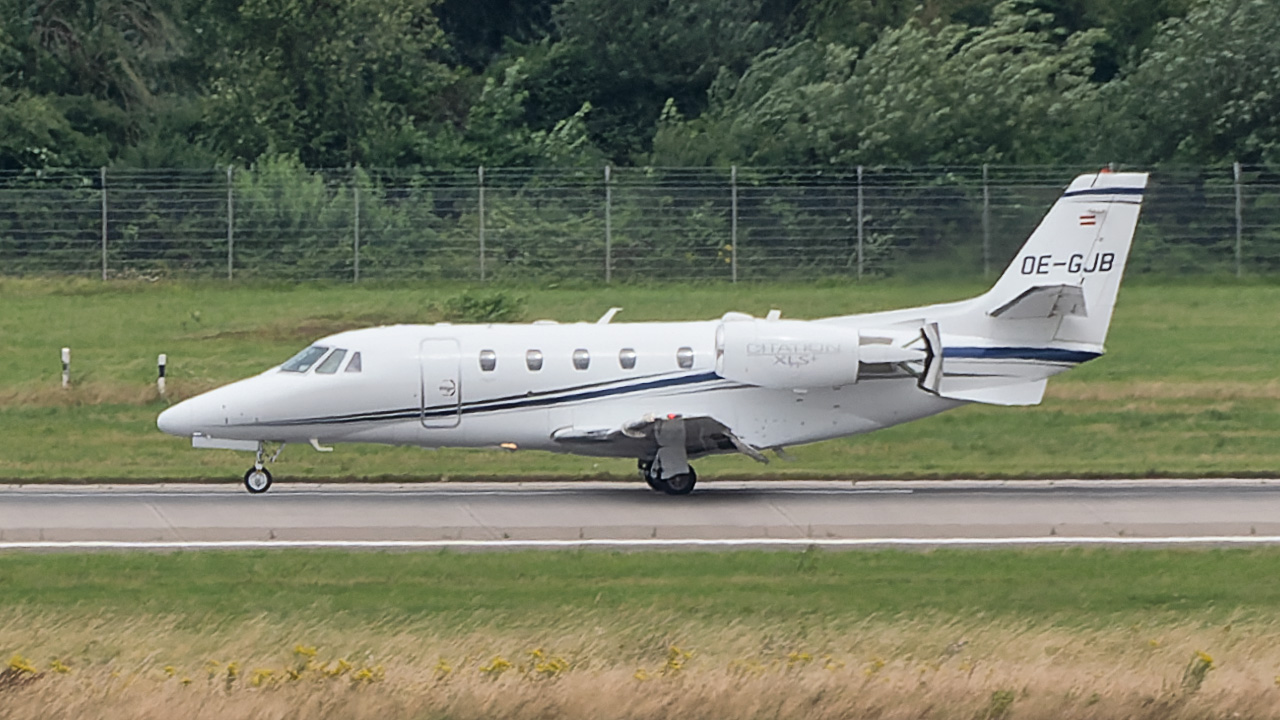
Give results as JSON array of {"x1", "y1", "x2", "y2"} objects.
[{"x1": 1, "y1": 479, "x2": 1278, "y2": 549}]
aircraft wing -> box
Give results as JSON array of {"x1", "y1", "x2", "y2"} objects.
[{"x1": 551, "y1": 415, "x2": 768, "y2": 463}]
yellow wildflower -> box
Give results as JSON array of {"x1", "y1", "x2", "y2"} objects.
[
  {"x1": 479, "y1": 656, "x2": 512, "y2": 678},
  {"x1": 7, "y1": 655, "x2": 38, "y2": 674}
]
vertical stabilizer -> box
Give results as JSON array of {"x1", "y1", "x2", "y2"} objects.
[{"x1": 982, "y1": 171, "x2": 1148, "y2": 347}]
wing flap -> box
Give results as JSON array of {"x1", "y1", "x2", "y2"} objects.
[{"x1": 552, "y1": 415, "x2": 767, "y2": 463}]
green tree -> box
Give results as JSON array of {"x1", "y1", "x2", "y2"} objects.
[
  {"x1": 193, "y1": 0, "x2": 461, "y2": 168},
  {"x1": 0, "y1": 0, "x2": 189, "y2": 168},
  {"x1": 849, "y1": 2, "x2": 1108, "y2": 165},
  {"x1": 652, "y1": 1, "x2": 1110, "y2": 166},
  {"x1": 1105, "y1": 0, "x2": 1280, "y2": 165},
  {"x1": 434, "y1": 0, "x2": 555, "y2": 70},
  {"x1": 519, "y1": 0, "x2": 784, "y2": 163}
]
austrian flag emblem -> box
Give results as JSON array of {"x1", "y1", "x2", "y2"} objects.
[{"x1": 1079, "y1": 213, "x2": 1097, "y2": 226}]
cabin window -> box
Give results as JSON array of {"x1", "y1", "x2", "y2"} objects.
[
  {"x1": 479, "y1": 349, "x2": 497, "y2": 372},
  {"x1": 676, "y1": 347, "x2": 695, "y2": 369},
  {"x1": 280, "y1": 345, "x2": 329, "y2": 373},
  {"x1": 345, "y1": 352, "x2": 362, "y2": 373},
  {"x1": 572, "y1": 348, "x2": 590, "y2": 370},
  {"x1": 619, "y1": 348, "x2": 637, "y2": 370},
  {"x1": 526, "y1": 350, "x2": 544, "y2": 371},
  {"x1": 315, "y1": 348, "x2": 348, "y2": 374}
]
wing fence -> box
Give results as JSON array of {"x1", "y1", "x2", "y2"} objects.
[{"x1": 1, "y1": 164, "x2": 1275, "y2": 283}]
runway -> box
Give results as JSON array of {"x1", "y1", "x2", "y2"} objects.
[{"x1": 2, "y1": 479, "x2": 1279, "y2": 550}]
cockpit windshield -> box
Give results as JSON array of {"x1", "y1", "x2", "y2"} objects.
[
  {"x1": 280, "y1": 345, "x2": 330, "y2": 373},
  {"x1": 314, "y1": 349, "x2": 348, "y2": 374}
]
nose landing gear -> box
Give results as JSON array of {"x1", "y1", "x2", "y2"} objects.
[
  {"x1": 244, "y1": 465, "x2": 273, "y2": 494},
  {"x1": 243, "y1": 442, "x2": 285, "y2": 494}
]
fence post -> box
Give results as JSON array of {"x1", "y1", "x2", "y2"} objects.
[
  {"x1": 353, "y1": 178, "x2": 361, "y2": 283},
  {"x1": 1234, "y1": 161, "x2": 1244, "y2": 278},
  {"x1": 100, "y1": 167, "x2": 107, "y2": 281},
  {"x1": 478, "y1": 166, "x2": 486, "y2": 282},
  {"x1": 604, "y1": 165, "x2": 612, "y2": 283},
  {"x1": 730, "y1": 165, "x2": 738, "y2": 283},
  {"x1": 856, "y1": 165, "x2": 864, "y2": 281},
  {"x1": 982, "y1": 164, "x2": 991, "y2": 278},
  {"x1": 226, "y1": 165, "x2": 234, "y2": 281}
]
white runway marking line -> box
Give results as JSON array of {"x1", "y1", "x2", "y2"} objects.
[
  {"x1": 0, "y1": 488, "x2": 917, "y2": 500},
  {"x1": 4, "y1": 536, "x2": 1280, "y2": 550}
]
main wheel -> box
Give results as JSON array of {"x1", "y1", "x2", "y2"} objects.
[
  {"x1": 662, "y1": 467, "x2": 697, "y2": 496},
  {"x1": 244, "y1": 466, "x2": 273, "y2": 494},
  {"x1": 639, "y1": 459, "x2": 668, "y2": 492},
  {"x1": 645, "y1": 474, "x2": 670, "y2": 493}
]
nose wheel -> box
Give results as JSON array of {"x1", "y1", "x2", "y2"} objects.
[
  {"x1": 244, "y1": 466, "x2": 273, "y2": 494},
  {"x1": 243, "y1": 441, "x2": 283, "y2": 494}
]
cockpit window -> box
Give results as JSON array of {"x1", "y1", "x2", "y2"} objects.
[
  {"x1": 315, "y1": 348, "x2": 348, "y2": 374},
  {"x1": 345, "y1": 352, "x2": 362, "y2": 373},
  {"x1": 280, "y1": 345, "x2": 330, "y2": 373}
]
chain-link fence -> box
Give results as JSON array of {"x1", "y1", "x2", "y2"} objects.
[{"x1": 1, "y1": 165, "x2": 1276, "y2": 282}]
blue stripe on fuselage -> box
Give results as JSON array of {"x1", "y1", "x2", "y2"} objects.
[
  {"x1": 944, "y1": 346, "x2": 1101, "y2": 363},
  {"x1": 1062, "y1": 187, "x2": 1144, "y2": 199},
  {"x1": 257, "y1": 371, "x2": 725, "y2": 426}
]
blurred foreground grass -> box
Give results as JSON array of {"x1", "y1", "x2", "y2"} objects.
[{"x1": 1, "y1": 548, "x2": 1280, "y2": 719}]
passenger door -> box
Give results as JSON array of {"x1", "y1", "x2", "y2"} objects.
[{"x1": 420, "y1": 338, "x2": 461, "y2": 428}]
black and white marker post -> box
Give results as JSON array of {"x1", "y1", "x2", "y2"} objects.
[
  {"x1": 61, "y1": 347, "x2": 70, "y2": 389},
  {"x1": 157, "y1": 353, "x2": 167, "y2": 396}
]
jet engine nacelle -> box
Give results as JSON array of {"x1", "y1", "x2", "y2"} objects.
[{"x1": 715, "y1": 319, "x2": 863, "y2": 389}]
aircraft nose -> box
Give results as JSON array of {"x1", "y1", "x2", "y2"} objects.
[{"x1": 157, "y1": 401, "x2": 196, "y2": 437}]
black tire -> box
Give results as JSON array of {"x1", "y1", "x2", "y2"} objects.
[
  {"x1": 645, "y1": 474, "x2": 670, "y2": 492},
  {"x1": 244, "y1": 467, "x2": 273, "y2": 494},
  {"x1": 639, "y1": 459, "x2": 667, "y2": 492},
  {"x1": 662, "y1": 467, "x2": 697, "y2": 496}
]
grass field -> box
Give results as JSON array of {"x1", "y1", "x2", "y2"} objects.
[
  {"x1": 2, "y1": 548, "x2": 1280, "y2": 719},
  {"x1": 1, "y1": 276, "x2": 1278, "y2": 481}
]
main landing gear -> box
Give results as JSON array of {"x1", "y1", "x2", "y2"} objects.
[
  {"x1": 243, "y1": 442, "x2": 284, "y2": 494},
  {"x1": 638, "y1": 459, "x2": 698, "y2": 496},
  {"x1": 637, "y1": 415, "x2": 697, "y2": 495}
]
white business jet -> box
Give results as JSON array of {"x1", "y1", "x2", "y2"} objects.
[{"x1": 158, "y1": 170, "x2": 1147, "y2": 494}]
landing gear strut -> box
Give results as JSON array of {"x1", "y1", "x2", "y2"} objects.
[
  {"x1": 243, "y1": 442, "x2": 283, "y2": 494},
  {"x1": 638, "y1": 416, "x2": 698, "y2": 495}
]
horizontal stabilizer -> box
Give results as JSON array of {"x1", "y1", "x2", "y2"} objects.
[
  {"x1": 989, "y1": 284, "x2": 1087, "y2": 319},
  {"x1": 938, "y1": 380, "x2": 1047, "y2": 406}
]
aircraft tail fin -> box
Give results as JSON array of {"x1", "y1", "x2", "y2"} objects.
[{"x1": 981, "y1": 170, "x2": 1148, "y2": 347}]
